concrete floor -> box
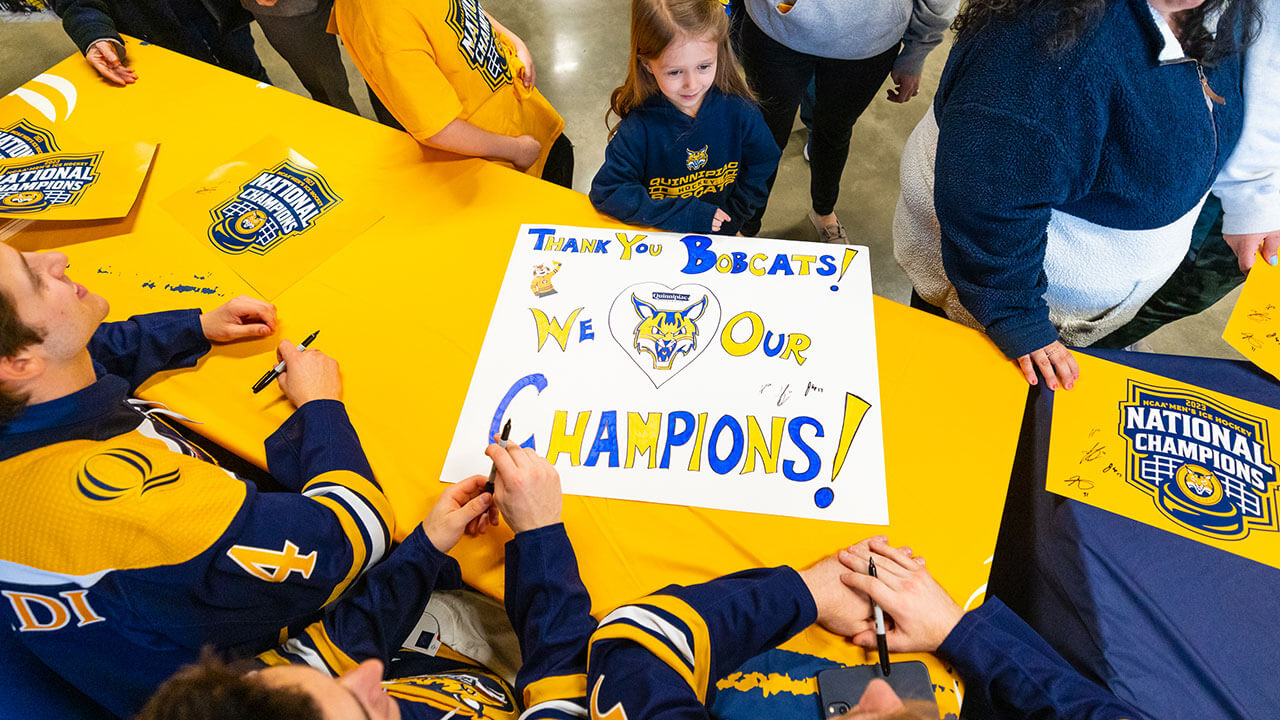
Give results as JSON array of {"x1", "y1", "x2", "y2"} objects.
[{"x1": 0, "y1": 4, "x2": 1242, "y2": 360}]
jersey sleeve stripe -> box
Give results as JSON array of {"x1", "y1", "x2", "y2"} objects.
[
  {"x1": 278, "y1": 636, "x2": 336, "y2": 676},
  {"x1": 309, "y1": 495, "x2": 368, "y2": 605},
  {"x1": 303, "y1": 472, "x2": 392, "y2": 565},
  {"x1": 598, "y1": 607, "x2": 694, "y2": 668},
  {"x1": 303, "y1": 622, "x2": 360, "y2": 675},
  {"x1": 589, "y1": 623, "x2": 696, "y2": 696},
  {"x1": 520, "y1": 698, "x2": 589, "y2": 720},
  {"x1": 256, "y1": 649, "x2": 292, "y2": 668},
  {"x1": 523, "y1": 673, "x2": 588, "y2": 709},
  {"x1": 596, "y1": 595, "x2": 711, "y2": 703}
]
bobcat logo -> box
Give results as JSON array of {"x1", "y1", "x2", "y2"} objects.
[
  {"x1": 686, "y1": 145, "x2": 708, "y2": 172},
  {"x1": 631, "y1": 294, "x2": 708, "y2": 370},
  {"x1": 1181, "y1": 464, "x2": 1217, "y2": 497}
]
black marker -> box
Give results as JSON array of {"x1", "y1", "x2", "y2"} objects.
[
  {"x1": 869, "y1": 556, "x2": 890, "y2": 676},
  {"x1": 252, "y1": 330, "x2": 319, "y2": 394},
  {"x1": 484, "y1": 419, "x2": 512, "y2": 495}
]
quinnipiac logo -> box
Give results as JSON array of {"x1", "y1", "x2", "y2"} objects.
[
  {"x1": 0, "y1": 152, "x2": 100, "y2": 214},
  {"x1": 0, "y1": 120, "x2": 60, "y2": 159},
  {"x1": 76, "y1": 448, "x2": 181, "y2": 502},
  {"x1": 207, "y1": 161, "x2": 340, "y2": 255},
  {"x1": 1119, "y1": 382, "x2": 1279, "y2": 540}
]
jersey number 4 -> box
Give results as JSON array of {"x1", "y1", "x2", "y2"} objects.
[{"x1": 227, "y1": 541, "x2": 318, "y2": 582}]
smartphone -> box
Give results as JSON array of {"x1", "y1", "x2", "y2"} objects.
[{"x1": 816, "y1": 661, "x2": 939, "y2": 718}]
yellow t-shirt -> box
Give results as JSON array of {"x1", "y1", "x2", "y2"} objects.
[{"x1": 332, "y1": 0, "x2": 564, "y2": 176}]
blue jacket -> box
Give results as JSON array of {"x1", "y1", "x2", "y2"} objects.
[
  {"x1": 0, "y1": 310, "x2": 392, "y2": 719},
  {"x1": 932, "y1": 0, "x2": 1244, "y2": 357},
  {"x1": 590, "y1": 88, "x2": 780, "y2": 235},
  {"x1": 587, "y1": 571, "x2": 1145, "y2": 719},
  {"x1": 257, "y1": 523, "x2": 594, "y2": 720}
]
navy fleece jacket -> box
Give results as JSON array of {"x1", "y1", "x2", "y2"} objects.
[
  {"x1": 590, "y1": 88, "x2": 780, "y2": 235},
  {"x1": 931, "y1": 0, "x2": 1244, "y2": 357}
]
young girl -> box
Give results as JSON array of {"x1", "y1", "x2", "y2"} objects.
[{"x1": 589, "y1": 0, "x2": 779, "y2": 235}]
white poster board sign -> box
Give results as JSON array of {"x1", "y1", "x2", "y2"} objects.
[{"x1": 442, "y1": 224, "x2": 888, "y2": 524}]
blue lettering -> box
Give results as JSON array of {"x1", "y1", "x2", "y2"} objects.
[
  {"x1": 767, "y1": 254, "x2": 795, "y2": 276},
  {"x1": 762, "y1": 331, "x2": 785, "y2": 357},
  {"x1": 660, "y1": 411, "x2": 697, "y2": 469},
  {"x1": 585, "y1": 410, "x2": 620, "y2": 467},
  {"x1": 783, "y1": 416, "x2": 824, "y2": 482},
  {"x1": 708, "y1": 415, "x2": 745, "y2": 475},
  {"x1": 528, "y1": 227, "x2": 556, "y2": 251},
  {"x1": 563, "y1": 238, "x2": 579, "y2": 253},
  {"x1": 579, "y1": 319, "x2": 594, "y2": 341},
  {"x1": 680, "y1": 235, "x2": 716, "y2": 274},
  {"x1": 594, "y1": 240, "x2": 610, "y2": 253},
  {"x1": 815, "y1": 255, "x2": 837, "y2": 276},
  {"x1": 731, "y1": 251, "x2": 748, "y2": 274},
  {"x1": 490, "y1": 373, "x2": 547, "y2": 450}
]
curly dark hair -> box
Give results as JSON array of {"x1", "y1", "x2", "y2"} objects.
[
  {"x1": 136, "y1": 650, "x2": 322, "y2": 720},
  {"x1": 953, "y1": 0, "x2": 1261, "y2": 64}
]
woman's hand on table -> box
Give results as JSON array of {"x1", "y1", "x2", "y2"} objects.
[
  {"x1": 86, "y1": 40, "x2": 138, "y2": 86},
  {"x1": 200, "y1": 295, "x2": 276, "y2": 343},
  {"x1": 423, "y1": 475, "x2": 494, "y2": 552},
  {"x1": 1017, "y1": 340, "x2": 1078, "y2": 390},
  {"x1": 275, "y1": 340, "x2": 342, "y2": 406},
  {"x1": 484, "y1": 442, "x2": 562, "y2": 535},
  {"x1": 839, "y1": 537, "x2": 963, "y2": 654}
]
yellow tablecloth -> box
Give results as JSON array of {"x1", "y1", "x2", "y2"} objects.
[{"x1": 8, "y1": 43, "x2": 1029, "y2": 707}]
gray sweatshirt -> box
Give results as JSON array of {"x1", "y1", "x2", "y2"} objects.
[{"x1": 744, "y1": 0, "x2": 957, "y2": 75}]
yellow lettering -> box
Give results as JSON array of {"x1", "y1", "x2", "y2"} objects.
[
  {"x1": 581, "y1": 238, "x2": 596, "y2": 253},
  {"x1": 792, "y1": 255, "x2": 816, "y2": 275},
  {"x1": 3, "y1": 591, "x2": 71, "y2": 631},
  {"x1": 546, "y1": 236, "x2": 564, "y2": 251},
  {"x1": 626, "y1": 412, "x2": 662, "y2": 469},
  {"x1": 226, "y1": 541, "x2": 318, "y2": 583},
  {"x1": 721, "y1": 311, "x2": 764, "y2": 357},
  {"x1": 532, "y1": 307, "x2": 584, "y2": 352},
  {"x1": 547, "y1": 410, "x2": 591, "y2": 466},
  {"x1": 617, "y1": 233, "x2": 645, "y2": 259},
  {"x1": 689, "y1": 412, "x2": 708, "y2": 472},
  {"x1": 60, "y1": 590, "x2": 104, "y2": 627},
  {"x1": 831, "y1": 393, "x2": 872, "y2": 481},
  {"x1": 741, "y1": 416, "x2": 786, "y2": 474},
  {"x1": 781, "y1": 333, "x2": 811, "y2": 366},
  {"x1": 749, "y1": 254, "x2": 768, "y2": 276}
]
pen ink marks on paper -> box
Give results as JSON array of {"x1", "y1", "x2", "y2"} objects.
[
  {"x1": 759, "y1": 382, "x2": 793, "y2": 406},
  {"x1": 804, "y1": 381, "x2": 823, "y2": 396},
  {"x1": 1080, "y1": 441, "x2": 1106, "y2": 464},
  {"x1": 1064, "y1": 475, "x2": 1095, "y2": 495}
]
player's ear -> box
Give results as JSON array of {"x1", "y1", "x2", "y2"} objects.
[
  {"x1": 339, "y1": 659, "x2": 386, "y2": 710},
  {"x1": 852, "y1": 679, "x2": 905, "y2": 714},
  {"x1": 0, "y1": 346, "x2": 45, "y2": 385}
]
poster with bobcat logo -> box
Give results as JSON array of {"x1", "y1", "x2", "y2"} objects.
[{"x1": 441, "y1": 224, "x2": 888, "y2": 523}]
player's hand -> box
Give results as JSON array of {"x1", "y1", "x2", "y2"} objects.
[
  {"x1": 85, "y1": 40, "x2": 137, "y2": 86},
  {"x1": 1016, "y1": 340, "x2": 1078, "y2": 390},
  {"x1": 200, "y1": 295, "x2": 276, "y2": 342},
  {"x1": 423, "y1": 475, "x2": 493, "y2": 552},
  {"x1": 885, "y1": 71, "x2": 920, "y2": 104},
  {"x1": 711, "y1": 208, "x2": 731, "y2": 233},
  {"x1": 510, "y1": 33, "x2": 536, "y2": 89},
  {"x1": 510, "y1": 135, "x2": 542, "y2": 172},
  {"x1": 1224, "y1": 230, "x2": 1280, "y2": 273},
  {"x1": 839, "y1": 537, "x2": 964, "y2": 653},
  {"x1": 275, "y1": 340, "x2": 342, "y2": 406},
  {"x1": 486, "y1": 442, "x2": 562, "y2": 534}
]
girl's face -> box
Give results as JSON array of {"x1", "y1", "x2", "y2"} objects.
[{"x1": 643, "y1": 34, "x2": 718, "y2": 116}]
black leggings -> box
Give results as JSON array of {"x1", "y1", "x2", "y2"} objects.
[{"x1": 738, "y1": 13, "x2": 898, "y2": 233}]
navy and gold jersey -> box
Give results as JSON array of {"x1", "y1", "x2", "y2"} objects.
[
  {"x1": 589, "y1": 87, "x2": 779, "y2": 235},
  {"x1": 0, "y1": 311, "x2": 392, "y2": 719},
  {"x1": 586, "y1": 569, "x2": 1148, "y2": 720},
  {"x1": 256, "y1": 523, "x2": 594, "y2": 720}
]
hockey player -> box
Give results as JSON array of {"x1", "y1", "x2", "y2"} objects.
[{"x1": 0, "y1": 247, "x2": 394, "y2": 718}]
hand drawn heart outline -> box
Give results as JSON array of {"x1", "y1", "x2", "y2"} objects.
[{"x1": 608, "y1": 282, "x2": 722, "y2": 388}]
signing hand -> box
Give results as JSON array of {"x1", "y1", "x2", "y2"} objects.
[
  {"x1": 1223, "y1": 230, "x2": 1280, "y2": 273},
  {"x1": 510, "y1": 134, "x2": 542, "y2": 172},
  {"x1": 711, "y1": 208, "x2": 731, "y2": 233},
  {"x1": 423, "y1": 475, "x2": 494, "y2": 552},
  {"x1": 485, "y1": 442, "x2": 562, "y2": 535},
  {"x1": 275, "y1": 340, "x2": 341, "y2": 407},
  {"x1": 200, "y1": 295, "x2": 276, "y2": 343},
  {"x1": 1017, "y1": 340, "x2": 1078, "y2": 390},
  {"x1": 86, "y1": 40, "x2": 137, "y2": 86},
  {"x1": 839, "y1": 537, "x2": 964, "y2": 653},
  {"x1": 885, "y1": 71, "x2": 920, "y2": 104}
]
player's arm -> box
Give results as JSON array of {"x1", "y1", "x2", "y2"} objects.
[
  {"x1": 721, "y1": 102, "x2": 782, "y2": 235},
  {"x1": 587, "y1": 566, "x2": 819, "y2": 719},
  {"x1": 486, "y1": 443, "x2": 595, "y2": 720},
  {"x1": 589, "y1": 121, "x2": 720, "y2": 233},
  {"x1": 257, "y1": 481, "x2": 493, "y2": 674},
  {"x1": 87, "y1": 296, "x2": 274, "y2": 391}
]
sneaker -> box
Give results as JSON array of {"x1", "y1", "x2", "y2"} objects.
[
  {"x1": 803, "y1": 140, "x2": 810, "y2": 163},
  {"x1": 808, "y1": 210, "x2": 848, "y2": 244}
]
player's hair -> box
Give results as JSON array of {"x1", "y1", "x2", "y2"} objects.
[
  {"x1": 607, "y1": 0, "x2": 754, "y2": 137},
  {"x1": 136, "y1": 649, "x2": 322, "y2": 720},
  {"x1": 0, "y1": 286, "x2": 43, "y2": 425}
]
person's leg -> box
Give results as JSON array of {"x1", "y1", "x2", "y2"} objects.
[
  {"x1": 737, "y1": 13, "x2": 814, "y2": 235},
  {"x1": 1092, "y1": 196, "x2": 1241, "y2": 349},
  {"x1": 211, "y1": 22, "x2": 271, "y2": 83},
  {"x1": 808, "y1": 44, "x2": 898, "y2": 219},
  {"x1": 251, "y1": 0, "x2": 358, "y2": 113},
  {"x1": 541, "y1": 133, "x2": 575, "y2": 189}
]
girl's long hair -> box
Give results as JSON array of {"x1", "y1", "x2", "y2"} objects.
[
  {"x1": 952, "y1": 0, "x2": 1260, "y2": 65},
  {"x1": 607, "y1": 0, "x2": 754, "y2": 137}
]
